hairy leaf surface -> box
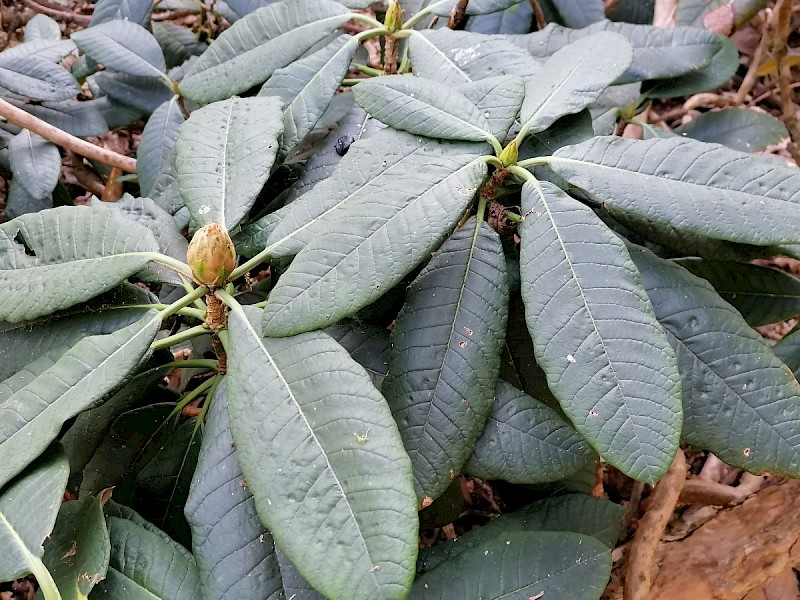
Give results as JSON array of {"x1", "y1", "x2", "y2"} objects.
[
  {"x1": 72, "y1": 19, "x2": 166, "y2": 77},
  {"x1": 353, "y1": 75, "x2": 494, "y2": 142},
  {"x1": 227, "y1": 306, "x2": 418, "y2": 600},
  {"x1": 0, "y1": 206, "x2": 160, "y2": 323},
  {"x1": 384, "y1": 218, "x2": 508, "y2": 501},
  {"x1": 9, "y1": 130, "x2": 60, "y2": 201},
  {"x1": 179, "y1": 0, "x2": 351, "y2": 102},
  {"x1": 262, "y1": 148, "x2": 488, "y2": 336},
  {"x1": 519, "y1": 32, "x2": 633, "y2": 136},
  {"x1": 630, "y1": 246, "x2": 800, "y2": 477},
  {"x1": 519, "y1": 181, "x2": 681, "y2": 484},
  {"x1": 551, "y1": 137, "x2": 800, "y2": 247},
  {"x1": 260, "y1": 35, "x2": 359, "y2": 153},
  {"x1": 175, "y1": 96, "x2": 284, "y2": 230}
]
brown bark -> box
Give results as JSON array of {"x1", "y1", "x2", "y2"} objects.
[{"x1": 651, "y1": 479, "x2": 800, "y2": 600}]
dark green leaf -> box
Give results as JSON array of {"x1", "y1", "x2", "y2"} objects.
[
  {"x1": 384, "y1": 217, "x2": 508, "y2": 501},
  {"x1": 175, "y1": 96, "x2": 284, "y2": 230},
  {"x1": 5, "y1": 179, "x2": 52, "y2": 220},
  {"x1": 418, "y1": 494, "x2": 623, "y2": 573},
  {"x1": 465, "y1": 380, "x2": 595, "y2": 483},
  {"x1": 0, "y1": 311, "x2": 160, "y2": 489},
  {"x1": 324, "y1": 320, "x2": 391, "y2": 388},
  {"x1": 675, "y1": 259, "x2": 800, "y2": 326},
  {"x1": 551, "y1": 136, "x2": 800, "y2": 247},
  {"x1": 152, "y1": 22, "x2": 208, "y2": 68},
  {"x1": 411, "y1": 531, "x2": 611, "y2": 599},
  {"x1": 72, "y1": 20, "x2": 166, "y2": 77},
  {"x1": 94, "y1": 513, "x2": 200, "y2": 599},
  {"x1": 0, "y1": 448, "x2": 68, "y2": 581},
  {"x1": 41, "y1": 494, "x2": 110, "y2": 600},
  {"x1": 93, "y1": 72, "x2": 172, "y2": 113},
  {"x1": 773, "y1": 328, "x2": 800, "y2": 376},
  {"x1": 673, "y1": 108, "x2": 789, "y2": 153},
  {"x1": 179, "y1": 0, "x2": 352, "y2": 103},
  {"x1": 630, "y1": 246, "x2": 800, "y2": 477},
  {"x1": 0, "y1": 206, "x2": 161, "y2": 322},
  {"x1": 519, "y1": 181, "x2": 681, "y2": 484},
  {"x1": 226, "y1": 306, "x2": 418, "y2": 600},
  {"x1": 185, "y1": 378, "x2": 283, "y2": 600}
]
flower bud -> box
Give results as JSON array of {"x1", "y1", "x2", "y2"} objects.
[
  {"x1": 384, "y1": 0, "x2": 403, "y2": 33},
  {"x1": 498, "y1": 140, "x2": 518, "y2": 167},
  {"x1": 187, "y1": 223, "x2": 236, "y2": 287}
]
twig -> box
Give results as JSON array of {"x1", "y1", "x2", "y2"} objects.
[
  {"x1": 65, "y1": 151, "x2": 106, "y2": 196},
  {"x1": 446, "y1": 0, "x2": 469, "y2": 29},
  {"x1": 383, "y1": 35, "x2": 399, "y2": 74},
  {"x1": 623, "y1": 450, "x2": 686, "y2": 600},
  {"x1": 734, "y1": 11, "x2": 774, "y2": 104},
  {"x1": 620, "y1": 480, "x2": 646, "y2": 537},
  {"x1": 529, "y1": 0, "x2": 546, "y2": 30},
  {"x1": 773, "y1": 0, "x2": 800, "y2": 164},
  {"x1": 21, "y1": 0, "x2": 91, "y2": 25},
  {"x1": 0, "y1": 98, "x2": 137, "y2": 173}
]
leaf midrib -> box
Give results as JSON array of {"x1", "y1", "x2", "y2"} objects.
[
  {"x1": 529, "y1": 180, "x2": 662, "y2": 479},
  {"x1": 233, "y1": 308, "x2": 384, "y2": 594}
]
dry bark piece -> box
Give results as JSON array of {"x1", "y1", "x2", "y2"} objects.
[
  {"x1": 623, "y1": 450, "x2": 687, "y2": 600},
  {"x1": 651, "y1": 479, "x2": 800, "y2": 599}
]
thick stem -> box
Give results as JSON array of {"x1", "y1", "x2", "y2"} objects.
[
  {"x1": 516, "y1": 156, "x2": 553, "y2": 169},
  {"x1": 0, "y1": 98, "x2": 137, "y2": 173},
  {"x1": 162, "y1": 359, "x2": 219, "y2": 370},
  {"x1": 383, "y1": 35, "x2": 399, "y2": 74}
]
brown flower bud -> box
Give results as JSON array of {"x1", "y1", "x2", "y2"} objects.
[{"x1": 187, "y1": 223, "x2": 236, "y2": 287}]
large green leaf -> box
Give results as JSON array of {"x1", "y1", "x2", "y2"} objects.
[
  {"x1": 512, "y1": 20, "x2": 724, "y2": 85},
  {"x1": 138, "y1": 97, "x2": 185, "y2": 197},
  {"x1": 629, "y1": 246, "x2": 800, "y2": 477},
  {"x1": 262, "y1": 140, "x2": 489, "y2": 336},
  {"x1": 0, "y1": 448, "x2": 68, "y2": 582},
  {"x1": 464, "y1": 380, "x2": 595, "y2": 484},
  {"x1": 550, "y1": 137, "x2": 800, "y2": 247},
  {"x1": 0, "y1": 310, "x2": 160, "y2": 489},
  {"x1": 0, "y1": 54, "x2": 79, "y2": 101},
  {"x1": 259, "y1": 35, "x2": 359, "y2": 153},
  {"x1": 325, "y1": 319, "x2": 391, "y2": 388},
  {"x1": 673, "y1": 108, "x2": 789, "y2": 153},
  {"x1": 179, "y1": 0, "x2": 352, "y2": 103},
  {"x1": 0, "y1": 284, "x2": 155, "y2": 381},
  {"x1": 0, "y1": 206, "x2": 160, "y2": 323},
  {"x1": 409, "y1": 29, "x2": 540, "y2": 85},
  {"x1": 72, "y1": 20, "x2": 166, "y2": 77},
  {"x1": 418, "y1": 494, "x2": 623, "y2": 573},
  {"x1": 9, "y1": 130, "x2": 61, "y2": 200},
  {"x1": 175, "y1": 96, "x2": 283, "y2": 231},
  {"x1": 226, "y1": 306, "x2": 418, "y2": 600},
  {"x1": 266, "y1": 130, "x2": 479, "y2": 258},
  {"x1": 185, "y1": 378, "x2": 283, "y2": 600},
  {"x1": 459, "y1": 75, "x2": 525, "y2": 139},
  {"x1": 675, "y1": 259, "x2": 800, "y2": 327},
  {"x1": 94, "y1": 514, "x2": 200, "y2": 599},
  {"x1": 518, "y1": 180, "x2": 681, "y2": 484},
  {"x1": 411, "y1": 531, "x2": 611, "y2": 599},
  {"x1": 353, "y1": 75, "x2": 495, "y2": 143},
  {"x1": 519, "y1": 32, "x2": 633, "y2": 137},
  {"x1": 383, "y1": 217, "x2": 508, "y2": 501},
  {"x1": 41, "y1": 494, "x2": 110, "y2": 600}
]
